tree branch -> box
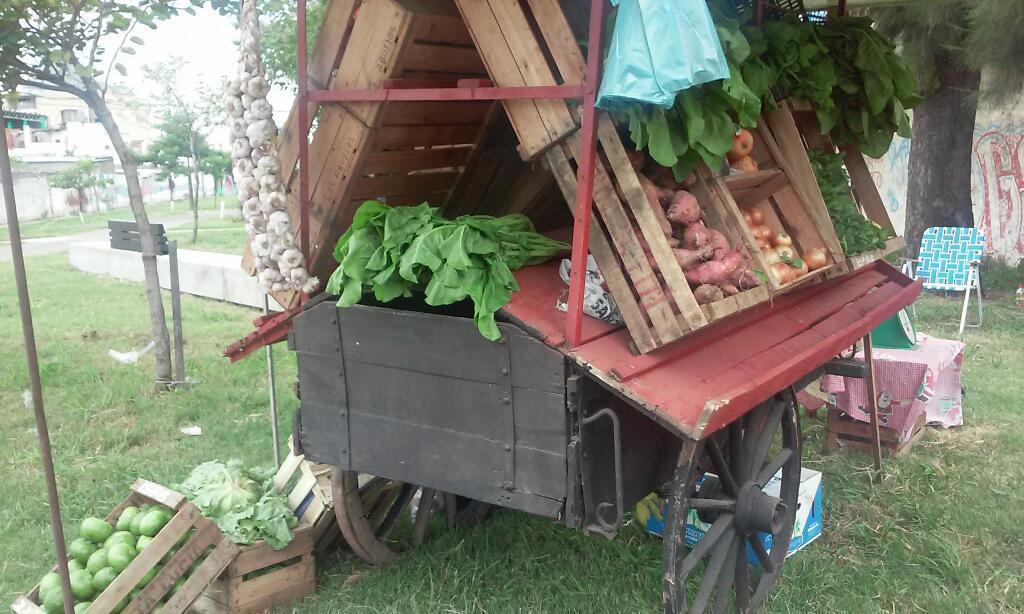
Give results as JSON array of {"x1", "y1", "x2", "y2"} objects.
[{"x1": 101, "y1": 20, "x2": 139, "y2": 100}]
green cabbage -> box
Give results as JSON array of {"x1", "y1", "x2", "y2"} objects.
[{"x1": 176, "y1": 460, "x2": 296, "y2": 550}]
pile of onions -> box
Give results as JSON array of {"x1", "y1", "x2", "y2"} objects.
[
  {"x1": 225, "y1": 0, "x2": 317, "y2": 294},
  {"x1": 742, "y1": 207, "x2": 829, "y2": 285}
]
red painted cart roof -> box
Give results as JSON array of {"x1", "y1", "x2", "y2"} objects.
[{"x1": 502, "y1": 261, "x2": 922, "y2": 439}]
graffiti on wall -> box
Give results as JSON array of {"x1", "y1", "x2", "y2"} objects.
[
  {"x1": 973, "y1": 128, "x2": 1024, "y2": 258},
  {"x1": 862, "y1": 115, "x2": 1024, "y2": 264}
]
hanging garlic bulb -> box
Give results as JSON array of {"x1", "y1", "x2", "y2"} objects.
[{"x1": 226, "y1": 0, "x2": 318, "y2": 295}]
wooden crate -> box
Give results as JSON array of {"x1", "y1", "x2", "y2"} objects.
[
  {"x1": 244, "y1": 0, "x2": 498, "y2": 308},
  {"x1": 786, "y1": 99, "x2": 905, "y2": 270},
  {"x1": 698, "y1": 103, "x2": 847, "y2": 295},
  {"x1": 824, "y1": 406, "x2": 926, "y2": 456},
  {"x1": 189, "y1": 440, "x2": 334, "y2": 613},
  {"x1": 12, "y1": 480, "x2": 238, "y2": 614}
]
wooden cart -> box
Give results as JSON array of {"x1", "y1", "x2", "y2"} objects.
[{"x1": 229, "y1": 1, "x2": 924, "y2": 611}]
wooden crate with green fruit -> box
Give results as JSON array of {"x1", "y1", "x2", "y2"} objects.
[{"x1": 12, "y1": 479, "x2": 239, "y2": 614}]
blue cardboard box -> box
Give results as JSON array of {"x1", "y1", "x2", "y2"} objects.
[{"x1": 643, "y1": 468, "x2": 822, "y2": 565}]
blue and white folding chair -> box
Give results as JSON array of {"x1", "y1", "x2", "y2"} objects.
[{"x1": 905, "y1": 227, "x2": 984, "y2": 335}]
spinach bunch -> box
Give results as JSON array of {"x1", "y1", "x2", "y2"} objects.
[
  {"x1": 325, "y1": 201, "x2": 569, "y2": 340},
  {"x1": 760, "y1": 17, "x2": 921, "y2": 158},
  {"x1": 809, "y1": 150, "x2": 893, "y2": 256}
]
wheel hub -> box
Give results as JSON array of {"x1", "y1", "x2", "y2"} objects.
[{"x1": 734, "y1": 481, "x2": 787, "y2": 535}]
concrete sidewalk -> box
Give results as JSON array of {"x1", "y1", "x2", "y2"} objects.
[{"x1": 69, "y1": 240, "x2": 281, "y2": 310}]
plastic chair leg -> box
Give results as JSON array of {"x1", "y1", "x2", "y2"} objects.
[{"x1": 975, "y1": 276, "x2": 983, "y2": 327}]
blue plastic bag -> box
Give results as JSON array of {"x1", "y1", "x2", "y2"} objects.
[{"x1": 596, "y1": 0, "x2": 730, "y2": 109}]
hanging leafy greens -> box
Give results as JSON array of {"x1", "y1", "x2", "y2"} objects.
[
  {"x1": 808, "y1": 150, "x2": 894, "y2": 255},
  {"x1": 610, "y1": 9, "x2": 920, "y2": 169},
  {"x1": 325, "y1": 201, "x2": 569, "y2": 340}
]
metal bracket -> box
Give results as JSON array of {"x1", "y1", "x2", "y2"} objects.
[{"x1": 581, "y1": 407, "x2": 623, "y2": 533}]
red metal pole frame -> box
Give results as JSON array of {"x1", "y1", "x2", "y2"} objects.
[
  {"x1": 565, "y1": 0, "x2": 607, "y2": 348},
  {"x1": 297, "y1": 0, "x2": 310, "y2": 305}
]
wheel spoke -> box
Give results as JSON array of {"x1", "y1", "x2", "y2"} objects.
[
  {"x1": 748, "y1": 537, "x2": 775, "y2": 573},
  {"x1": 411, "y1": 487, "x2": 436, "y2": 547},
  {"x1": 680, "y1": 513, "x2": 735, "y2": 578},
  {"x1": 735, "y1": 537, "x2": 751, "y2": 613},
  {"x1": 690, "y1": 533, "x2": 736, "y2": 614},
  {"x1": 750, "y1": 401, "x2": 785, "y2": 475},
  {"x1": 690, "y1": 499, "x2": 735, "y2": 513},
  {"x1": 376, "y1": 483, "x2": 415, "y2": 540},
  {"x1": 756, "y1": 448, "x2": 793, "y2": 487},
  {"x1": 706, "y1": 439, "x2": 738, "y2": 496},
  {"x1": 729, "y1": 421, "x2": 746, "y2": 485},
  {"x1": 444, "y1": 493, "x2": 457, "y2": 529},
  {"x1": 712, "y1": 533, "x2": 739, "y2": 614}
]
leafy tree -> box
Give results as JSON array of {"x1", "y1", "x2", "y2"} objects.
[
  {"x1": 143, "y1": 57, "x2": 218, "y2": 242},
  {"x1": 198, "y1": 148, "x2": 231, "y2": 198},
  {"x1": 873, "y1": 2, "x2": 1024, "y2": 258},
  {"x1": 139, "y1": 140, "x2": 185, "y2": 203},
  {"x1": 249, "y1": 0, "x2": 326, "y2": 88},
  {"x1": 0, "y1": 0, "x2": 207, "y2": 391},
  {"x1": 50, "y1": 158, "x2": 112, "y2": 218}
]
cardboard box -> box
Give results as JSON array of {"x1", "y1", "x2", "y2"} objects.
[{"x1": 643, "y1": 469, "x2": 822, "y2": 565}]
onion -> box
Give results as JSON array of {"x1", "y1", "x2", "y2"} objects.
[
  {"x1": 804, "y1": 247, "x2": 828, "y2": 270},
  {"x1": 775, "y1": 245, "x2": 796, "y2": 260},
  {"x1": 742, "y1": 211, "x2": 753, "y2": 227},
  {"x1": 771, "y1": 262, "x2": 795, "y2": 285},
  {"x1": 750, "y1": 208, "x2": 765, "y2": 225},
  {"x1": 773, "y1": 232, "x2": 793, "y2": 247}
]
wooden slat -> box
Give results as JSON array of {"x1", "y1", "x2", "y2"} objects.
[
  {"x1": 364, "y1": 146, "x2": 472, "y2": 174},
  {"x1": 401, "y1": 41, "x2": 487, "y2": 75},
  {"x1": 483, "y1": 0, "x2": 576, "y2": 139},
  {"x1": 229, "y1": 527, "x2": 315, "y2": 577},
  {"x1": 132, "y1": 478, "x2": 186, "y2": 509},
  {"x1": 564, "y1": 135, "x2": 682, "y2": 343},
  {"x1": 412, "y1": 13, "x2": 475, "y2": 45},
  {"x1": 277, "y1": 0, "x2": 358, "y2": 187},
  {"x1": 758, "y1": 113, "x2": 843, "y2": 260},
  {"x1": 544, "y1": 146, "x2": 656, "y2": 352},
  {"x1": 92, "y1": 504, "x2": 202, "y2": 613},
  {"x1": 524, "y1": 0, "x2": 587, "y2": 83},
  {"x1": 161, "y1": 539, "x2": 239, "y2": 614},
  {"x1": 380, "y1": 100, "x2": 492, "y2": 126},
  {"x1": 597, "y1": 116, "x2": 707, "y2": 330},
  {"x1": 842, "y1": 147, "x2": 894, "y2": 231},
  {"x1": 231, "y1": 556, "x2": 316, "y2": 612},
  {"x1": 375, "y1": 124, "x2": 483, "y2": 149},
  {"x1": 454, "y1": 0, "x2": 559, "y2": 158},
  {"x1": 124, "y1": 520, "x2": 223, "y2": 614},
  {"x1": 722, "y1": 169, "x2": 783, "y2": 192},
  {"x1": 732, "y1": 171, "x2": 789, "y2": 210},
  {"x1": 287, "y1": 473, "x2": 319, "y2": 511},
  {"x1": 352, "y1": 171, "x2": 461, "y2": 199}
]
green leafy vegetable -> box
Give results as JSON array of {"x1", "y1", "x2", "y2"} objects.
[
  {"x1": 809, "y1": 150, "x2": 894, "y2": 255},
  {"x1": 177, "y1": 460, "x2": 296, "y2": 550},
  {"x1": 326, "y1": 201, "x2": 569, "y2": 340}
]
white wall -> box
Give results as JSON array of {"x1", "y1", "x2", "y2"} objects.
[
  {"x1": 0, "y1": 174, "x2": 56, "y2": 225},
  {"x1": 864, "y1": 95, "x2": 1024, "y2": 264}
]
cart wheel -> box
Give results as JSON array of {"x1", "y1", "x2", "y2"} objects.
[
  {"x1": 332, "y1": 471, "x2": 491, "y2": 565},
  {"x1": 662, "y1": 392, "x2": 801, "y2": 614}
]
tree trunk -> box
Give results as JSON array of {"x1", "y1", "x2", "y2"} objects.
[
  {"x1": 904, "y1": 49, "x2": 982, "y2": 258},
  {"x1": 86, "y1": 90, "x2": 174, "y2": 390},
  {"x1": 168, "y1": 177, "x2": 174, "y2": 203},
  {"x1": 77, "y1": 187, "x2": 86, "y2": 215}
]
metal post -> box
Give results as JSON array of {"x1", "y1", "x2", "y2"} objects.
[
  {"x1": 168, "y1": 240, "x2": 186, "y2": 385},
  {"x1": 264, "y1": 293, "x2": 282, "y2": 467},
  {"x1": 297, "y1": 0, "x2": 310, "y2": 307},
  {"x1": 565, "y1": 0, "x2": 607, "y2": 347},
  {"x1": 863, "y1": 334, "x2": 884, "y2": 483},
  {"x1": 1, "y1": 108, "x2": 76, "y2": 614}
]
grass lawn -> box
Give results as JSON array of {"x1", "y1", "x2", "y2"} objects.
[
  {"x1": 1, "y1": 255, "x2": 1022, "y2": 612},
  {"x1": 0, "y1": 195, "x2": 227, "y2": 242}
]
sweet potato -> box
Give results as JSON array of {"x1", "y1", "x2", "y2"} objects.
[
  {"x1": 707, "y1": 228, "x2": 730, "y2": 260},
  {"x1": 729, "y1": 267, "x2": 761, "y2": 290},
  {"x1": 666, "y1": 190, "x2": 701, "y2": 225},
  {"x1": 693, "y1": 284, "x2": 725, "y2": 305},
  {"x1": 680, "y1": 221, "x2": 712, "y2": 249},
  {"x1": 716, "y1": 282, "x2": 740, "y2": 296},
  {"x1": 673, "y1": 245, "x2": 714, "y2": 268},
  {"x1": 683, "y1": 248, "x2": 743, "y2": 286}
]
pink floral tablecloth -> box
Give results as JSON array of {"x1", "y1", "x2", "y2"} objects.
[{"x1": 805, "y1": 335, "x2": 965, "y2": 443}]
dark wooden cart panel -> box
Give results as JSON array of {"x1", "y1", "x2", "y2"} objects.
[{"x1": 293, "y1": 300, "x2": 568, "y2": 519}]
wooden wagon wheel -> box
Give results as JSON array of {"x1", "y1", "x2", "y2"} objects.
[
  {"x1": 332, "y1": 471, "x2": 492, "y2": 565},
  {"x1": 662, "y1": 391, "x2": 801, "y2": 614}
]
